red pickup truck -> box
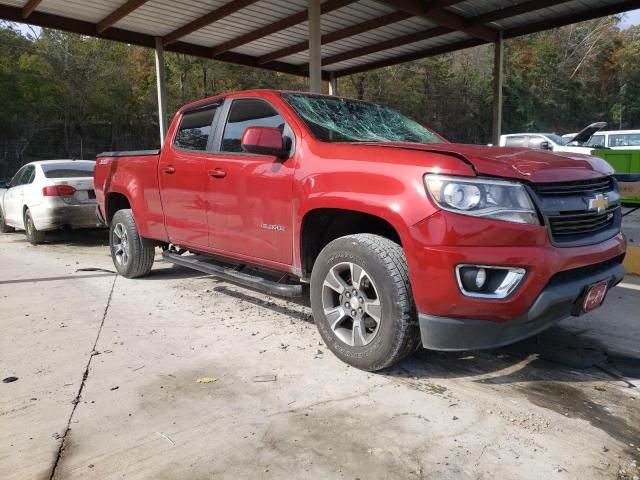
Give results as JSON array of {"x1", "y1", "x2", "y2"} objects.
[{"x1": 94, "y1": 90, "x2": 626, "y2": 371}]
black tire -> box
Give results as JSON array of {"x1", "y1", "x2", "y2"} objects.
[
  {"x1": 109, "y1": 209, "x2": 155, "y2": 278},
  {"x1": 310, "y1": 234, "x2": 420, "y2": 372},
  {"x1": 0, "y1": 207, "x2": 14, "y2": 233},
  {"x1": 24, "y1": 209, "x2": 45, "y2": 245}
]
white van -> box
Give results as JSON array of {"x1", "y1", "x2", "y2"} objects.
[{"x1": 564, "y1": 130, "x2": 640, "y2": 150}]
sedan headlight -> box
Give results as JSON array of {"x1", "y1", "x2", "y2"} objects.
[{"x1": 424, "y1": 174, "x2": 540, "y2": 225}]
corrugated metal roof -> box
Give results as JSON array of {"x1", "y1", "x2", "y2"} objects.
[{"x1": 0, "y1": 0, "x2": 637, "y2": 77}]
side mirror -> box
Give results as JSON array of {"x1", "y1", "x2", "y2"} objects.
[
  {"x1": 540, "y1": 141, "x2": 552, "y2": 151},
  {"x1": 241, "y1": 126, "x2": 290, "y2": 158},
  {"x1": 0, "y1": 181, "x2": 9, "y2": 189}
]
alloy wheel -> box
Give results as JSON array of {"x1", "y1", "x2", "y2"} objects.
[
  {"x1": 321, "y1": 262, "x2": 382, "y2": 347},
  {"x1": 112, "y1": 222, "x2": 130, "y2": 267}
]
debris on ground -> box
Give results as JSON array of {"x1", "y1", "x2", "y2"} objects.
[
  {"x1": 253, "y1": 375, "x2": 277, "y2": 383},
  {"x1": 110, "y1": 386, "x2": 119, "y2": 391},
  {"x1": 3, "y1": 376, "x2": 18, "y2": 383},
  {"x1": 156, "y1": 431, "x2": 176, "y2": 446},
  {"x1": 195, "y1": 377, "x2": 218, "y2": 384}
]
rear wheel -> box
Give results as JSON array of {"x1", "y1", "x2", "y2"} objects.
[
  {"x1": 109, "y1": 209, "x2": 155, "y2": 278},
  {"x1": 310, "y1": 234, "x2": 420, "y2": 371},
  {"x1": 0, "y1": 207, "x2": 14, "y2": 233},
  {"x1": 24, "y1": 209, "x2": 45, "y2": 245}
]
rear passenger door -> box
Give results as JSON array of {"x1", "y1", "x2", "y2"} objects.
[
  {"x1": 205, "y1": 97, "x2": 296, "y2": 265},
  {"x1": 159, "y1": 103, "x2": 221, "y2": 246}
]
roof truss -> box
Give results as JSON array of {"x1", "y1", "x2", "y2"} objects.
[{"x1": 97, "y1": 0, "x2": 151, "y2": 33}]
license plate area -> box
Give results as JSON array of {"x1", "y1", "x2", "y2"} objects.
[{"x1": 581, "y1": 280, "x2": 609, "y2": 313}]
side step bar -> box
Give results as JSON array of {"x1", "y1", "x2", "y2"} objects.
[{"x1": 162, "y1": 251, "x2": 303, "y2": 298}]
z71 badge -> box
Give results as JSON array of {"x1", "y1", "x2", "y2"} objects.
[{"x1": 260, "y1": 223, "x2": 286, "y2": 232}]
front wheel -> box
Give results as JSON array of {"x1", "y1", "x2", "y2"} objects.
[
  {"x1": 24, "y1": 209, "x2": 45, "y2": 245},
  {"x1": 310, "y1": 234, "x2": 420, "y2": 371},
  {"x1": 110, "y1": 209, "x2": 155, "y2": 278}
]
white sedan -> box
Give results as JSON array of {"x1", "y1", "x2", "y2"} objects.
[{"x1": 0, "y1": 160, "x2": 103, "y2": 244}]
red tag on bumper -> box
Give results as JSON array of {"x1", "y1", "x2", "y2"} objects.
[{"x1": 582, "y1": 281, "x2": 609, "y2": 312}]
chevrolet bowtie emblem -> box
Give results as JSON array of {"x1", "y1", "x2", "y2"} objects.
[{"x1": 588, "y1": 193, "x2": 609, "y2": 214}]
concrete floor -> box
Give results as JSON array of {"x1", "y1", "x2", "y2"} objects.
[{"x1": 0, "y1": 229, "x2": 639, "y2": 480}]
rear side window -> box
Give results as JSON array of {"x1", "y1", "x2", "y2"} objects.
[
  {"x1": 528, "y1": 136, "x2": 547, "y2": 149},
  {"x1": 609, "y1": 133, "x2": 640, "y2": 147},
  {"x1": 21, "y1": 165, "x2": 36, "y2": 184},
  {"x1": 42, "y1": 162, "x2": 95, "y2": 178},
  {"x1": 174, "y1": 106, "x2": 218, "y2": 151},
  {"x1": 504, "y1": 136, "x2": 526, "y2": 147}
]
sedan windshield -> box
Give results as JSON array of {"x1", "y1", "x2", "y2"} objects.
[{"x1": 282, "y1": 93, "x2": 444, "y2": 144}]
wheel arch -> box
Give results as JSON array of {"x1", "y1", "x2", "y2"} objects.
[
  {"x1": 299, "y1": 207, "x2": 405, "y2": 278},
  {"x1": 105, "y1": 191, "x2": 132, "y2": 224}
]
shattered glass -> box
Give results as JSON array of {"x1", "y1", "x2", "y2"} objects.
[{"x1": 282, "y1": 93, "x2": 444, "y2": 144}]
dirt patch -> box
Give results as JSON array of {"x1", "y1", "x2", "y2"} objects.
[{"x1": 520, "y1": 381, "x2": 640, "y2": 453}]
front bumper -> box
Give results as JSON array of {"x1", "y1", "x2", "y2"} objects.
[{"x1": 419, "y1": 260, "x2": 624, "y2": 350}]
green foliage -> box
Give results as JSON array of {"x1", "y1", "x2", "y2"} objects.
[{"x1": 0, "y1": 16, "x2": 639, "y2": 178}]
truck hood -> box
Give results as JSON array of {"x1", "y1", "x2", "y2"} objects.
[{"x1": 357, "y1": 142, "x2": 614, "y2": 183}]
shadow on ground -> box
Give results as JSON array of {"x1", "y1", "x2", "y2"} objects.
[{"x1": 43, "y1": 228, "x2": 109, "y2": 247}]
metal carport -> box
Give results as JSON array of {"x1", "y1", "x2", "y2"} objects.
[{"x1": 1, "y1": 0, "x2": 639, "y2": 145}]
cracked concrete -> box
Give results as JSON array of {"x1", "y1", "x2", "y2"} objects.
[
  {"x1": 0, "y1": 229, "x2": 639, "y2": 479},
  {"x1": 48, "y1": 276, "x2": 116, "y2": 480}
]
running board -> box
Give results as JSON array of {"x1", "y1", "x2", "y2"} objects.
[{"x1": 162, "y1": 251, "x2": 303, "y2": 298}]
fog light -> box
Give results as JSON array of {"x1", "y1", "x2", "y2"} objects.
[
  {"x1": 456, "y1": 265, "x2": 526, "y2": 299},
  {"x1": 460, "y1": 267, "x2": 487, "y2": 291}
]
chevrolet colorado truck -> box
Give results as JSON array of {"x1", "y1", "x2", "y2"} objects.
[{"x1": 94, "y1": 90, "x2": 626, "y2": 371}]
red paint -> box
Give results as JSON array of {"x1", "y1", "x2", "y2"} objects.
[
  {"x1": 94, "y1": 89, "x2": 626, "y2": 322},
  {"x1": 241, "y1": 126, "x2": 285, "y2": 154},
  {"x1": 43, "y1": 185, "x2": 76, "y2": 196}
]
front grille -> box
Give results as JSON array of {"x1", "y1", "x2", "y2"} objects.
[
  {"x1": 531, "y1": 177, "x2": 612, "y2": 197},
  {"x1": 547, "y1": 206, "x2": 617, "y2": 238},
  {"x1": 528, "y1": 176, "x2": 621, "y2": 246}
]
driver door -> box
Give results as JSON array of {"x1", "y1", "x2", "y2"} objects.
[{"x1": 205, "y1": 97, "x2": 295, "y2": 265}]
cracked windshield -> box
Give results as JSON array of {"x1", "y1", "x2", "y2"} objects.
[{"x1": 282, "y1": 93, "x2": 444, "y2": 144}]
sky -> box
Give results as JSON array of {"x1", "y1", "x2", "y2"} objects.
[{"x1": 619, "y1": 8, "x2": 640, "y2": 28}]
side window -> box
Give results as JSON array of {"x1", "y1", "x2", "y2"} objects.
[
  {"x1": 173, "y1": 105, "x2": 218, "y2": 151},
  {"x1": 221, "y1": 99, "x2": 285, "y2": 153},
  {"x1": 610, "y1": 133, "x2": 640, "y2": 147},
  {"x1": 585, "y1": 135, "x2": 605, "y2": 147},
  {"x1": 528, "y1": 136, "x2": 546, "y2": 150},
  {"x1": 22, "y1": 166, "x2": 35, "y2": 184},
  {"x1": 10, "y1": 167, "x2": 26, "y2": 187},
  {"x1": 505, "y1": 136, "x2": 526, "y2": 148}
]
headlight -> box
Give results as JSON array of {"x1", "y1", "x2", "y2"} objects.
[{"x1": 425, "y1": 174, "x2": 540, "y2": 225}]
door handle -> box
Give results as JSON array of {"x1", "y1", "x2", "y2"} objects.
[
  {"x1": 161, "y1": 166, "x2": 176, "y2": 174},
  {"x1": 208, "y1": 168, "x2": 227, "y2": 179}
]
